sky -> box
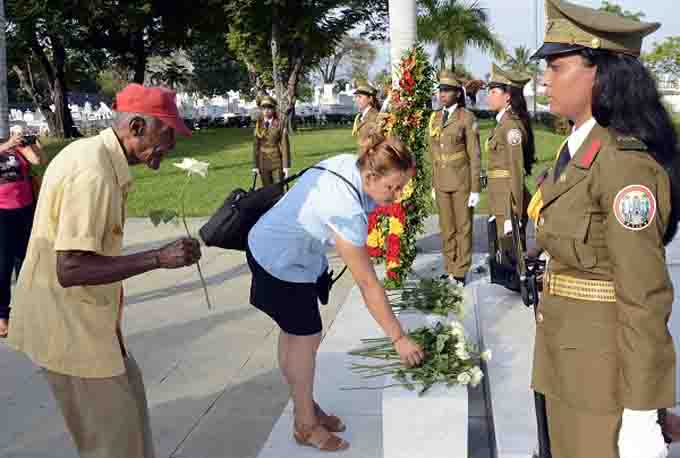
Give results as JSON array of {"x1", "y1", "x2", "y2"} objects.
[{"x1": 370, "y1": 0, "x2": 679, "y2": 80}]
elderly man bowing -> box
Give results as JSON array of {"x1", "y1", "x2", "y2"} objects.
[{"x1": 7, "y1": 84, "x2": 201, "y2": 458}]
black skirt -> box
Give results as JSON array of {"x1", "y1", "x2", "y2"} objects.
[{"x1": 245, "y1": 243, "x2": 322, "y2": 336}]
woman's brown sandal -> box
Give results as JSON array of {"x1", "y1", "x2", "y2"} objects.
[
  {"x1": 293, "y1": 424, "x2": 349, "y2": 452},
  {"x1": 315, "y1": 402, "x2": 346, "y2": 433}
]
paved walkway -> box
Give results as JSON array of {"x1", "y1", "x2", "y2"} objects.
[{"x1": 4, "y1": 215, "x2": 680, "y2": 458}]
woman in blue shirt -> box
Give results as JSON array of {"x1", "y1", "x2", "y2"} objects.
[{"x1": 247, "y1": 136, "x2": 424, "y2": 452}]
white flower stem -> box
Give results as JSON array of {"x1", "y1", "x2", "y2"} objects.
[{"x1": 180, "y1": 175, "x2": 212, "y2": 310}]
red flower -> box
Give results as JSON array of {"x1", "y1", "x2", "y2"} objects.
[
  {"x1": 368, "y1": 212, "x2": 378, "y2": 229},
  {"x1": 387, "y1": 270, "x2": 398, "y2": 280},
  {"x1": 386, "y1": 234, "x2": 401, "y2": 259},
  {"x1": 367, "y1": 246, "x2": 382, "y2": 257}
]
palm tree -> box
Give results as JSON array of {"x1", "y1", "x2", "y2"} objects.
[
  {"x1": 418, "y1": 0, "x2": 505, "y2": 72},
  {"x1": 503, "y1": 45, "x2": 538, "y2": 75},
  {"x1": 389, "y1": 0, "x2": 417, "y2": 87},
  {"x1": 0, "y1": 0, "x2": 8, "y2": 140}
]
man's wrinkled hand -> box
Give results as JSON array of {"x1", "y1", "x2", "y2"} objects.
[{"x1": 157, "y1": 238, "x2": 202, "y2": 269}]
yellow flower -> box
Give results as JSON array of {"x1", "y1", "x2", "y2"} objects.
[
  {"x1": 387, "y1": 260, "x2": 400, "y2": 270},
  {"x1": 367, "y1": 229, "x2": 382, "y2": 248},
  {"x1": 389, "y1": 217, "x2": 404, "y2": 236},
  {"x1": 396, "y1": 179, "x2": 414, "y2": 203}
]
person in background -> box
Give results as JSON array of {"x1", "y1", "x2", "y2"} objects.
[
  {"x1": 246, "y1": 136, "x2": 424, "y2": 452},
  {"x1": 529, "y1": 1, "x2": 678, "y2": 457},
  {"x1": 0, "y1": 125, "x2": 42, "y2": 337},
  {"x1": 485, "y1": 63, "x2": 536, "y2": 243},
  {"x1": 7, "y1": 84, "x2": 201, "y2": 458},
  {"x1": 252, "y1": 95, "x2": 291, "y2": 186},
  {"x1": 428, "y1": 70, "x2": 482, "y2": 285},
  {"x1": 352, "y1": 81, "x2": 380, "y2": 153}
]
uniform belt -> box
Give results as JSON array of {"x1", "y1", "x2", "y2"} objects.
[
  {"x1": 487, "y1": 169, "x2": 510, "y2": 179},
  {"x1": 544, "y1": 272, "x2": 616, "y2": 302},
  {"x1": 435, "y1": 152, "x2": 466, "y2": 163}
]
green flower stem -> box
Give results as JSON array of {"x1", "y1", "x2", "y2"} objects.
[{"x1": 179, "y1": 175, "x2": 212, "y2": 310}]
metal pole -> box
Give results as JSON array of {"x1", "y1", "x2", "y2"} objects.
[{"x1": 532, "y1": 0, "x2": 538, "y2": 116}]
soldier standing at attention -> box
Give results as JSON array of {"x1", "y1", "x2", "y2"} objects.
[
  {"x1": 485, "y1": 64, "x2": 536, "y2": 242},
  {"x1": 428, "y1": 70, "x2": 482, "y2": 285},
  {"x1": 529, "y1": 1, "x2": 678, "y2": 457},
  {"x1": 252, "y1": 95, "x2": 290, "y2": 186},
  {"x1": 352, "y1": 82, "x2": 379, "y2": 151}
]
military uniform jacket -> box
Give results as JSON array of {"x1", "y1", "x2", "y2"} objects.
[
  {"x1": 486, "y1": 110, "x2": 527, "y2": 218},
  {"x1": 353, "y1": 107, "x2": 380, "y2": 149},
  {"x1": 253, "y1": 117, "x2": 290, "y2": 170},
  {"x1": 428, "y1": 107, "x2": 481, "y2": 193},
  {"x1": 532, "y1": 122, "x2": 675, "y2": 413}
]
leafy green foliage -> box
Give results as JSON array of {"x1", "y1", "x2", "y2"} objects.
[
  {"x1": 644, "y1": 37, "x2": 680, "y2": 83},
  {"x1": 599, "y1": 1, "x2": 645, "y2": 21}
]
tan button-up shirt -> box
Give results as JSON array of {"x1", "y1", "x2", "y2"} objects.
[{"x1": 8, "y1": 128, "x2": 132, "y2": 378}]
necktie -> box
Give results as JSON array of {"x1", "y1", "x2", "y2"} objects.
[
  {"x1": 553, "y1": 142, "x2": 571, "y2": 182},
  {"x1": 442, "y1": 109, "x2": 449, "y2": 125}
]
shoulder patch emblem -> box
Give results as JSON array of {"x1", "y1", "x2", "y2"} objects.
[
  {"x1": 613, "y1": 184, "x2": 656, "y2": 231},
  {"x1": 507, "y1": 129, "x2": 522, "y2": 146},
  {"x1": 616, "y1": 135, "x2": 647, "y2": 151}
]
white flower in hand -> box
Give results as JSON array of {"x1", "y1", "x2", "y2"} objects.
[
  {"x1": 455, "y1": 341, "x2": 470, "y2": 360},
  {"x1": 174, "y1": 158, "x2": 210, "y2": 178},
  {"x1": 470, "y1": 366, "x2": 484, "y2": 387},
  {"x1": 457, "y1": 372, "x2": 472, "y2": 385},
  {"x1": 481, "y1": 349, "x2": 493, "y2": 362}
]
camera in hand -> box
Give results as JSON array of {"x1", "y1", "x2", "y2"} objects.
[{"x1": 20, "y1": 135, "x2": 37, "y2": 146}]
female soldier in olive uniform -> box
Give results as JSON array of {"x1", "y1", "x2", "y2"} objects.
[
  {"x1": 352, "y1": 82, "x2": 380, "y2": 151},
  {"x1": 485, "y1": 64, "x2": 535, "y2": 241},
  {"x1": 252, "y1": 96, "x2": 290, "y2": 187},
  {"x1": 529, "y1": 1, "x2": 679, "y2": 457},
  {"x1": 429, "y1": 70, "x2": 482, "y2": 284}
]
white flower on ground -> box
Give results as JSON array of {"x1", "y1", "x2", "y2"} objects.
[
  {"x1": 481, "y1": 349, "x2": 493, "y2": 362},
  {"x1": 457, "y1": 372, "x2": 472, "y2": 385},
  {"x1": 449, "y1": 321, "x2": 465, "y2": 339},
  {"x1": 455, "y1": 341, "x2": 470, "y2": 360},
  {"x1": 174, "y1": 158, "x2": 210, "y2": 178},
  {"x1": 470, "y1": 366, "x2": 484, "y2": 387}
]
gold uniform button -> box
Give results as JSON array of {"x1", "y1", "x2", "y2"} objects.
[{"x1": 536, "y1": 312, "x2": 544, "y2": 324}]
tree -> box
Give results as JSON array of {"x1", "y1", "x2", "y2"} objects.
[
  {"x1": 0, "y1": 0, "x2": 8, "y2": 139},
  {"x1": 226, "y1": 0, "x2": 387, "y2": 126},
  {"x1": 503, "y1": 45, "x2": 538, "y2": 75},
  {"x1": 417, "y1": 0, "x2": 505, "y2": 71},
  {"x1": 83, "y1": 0, "x2": 228, "y2": 83},
  {"x1": 644, "y1": 37, "x2": 680, "y2": 83},
  {"x1": 7, "y1": 0, "x2": 93, "y2": 137},
  {"x1": 187, "y1": 38, "x2": 250, "y2": 97},
  {"x1": 599, "y1": 1, "x2": 644, "y2": 21},
  {"x1": 315, "y1": 36, "x2": 376, "y2": 84}
]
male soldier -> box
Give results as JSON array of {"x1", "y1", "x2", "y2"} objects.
[
  {"x1": 352, "y1": 81, "x2": 380, "y2": 151},
  {"x1": 7, "y1": 84, "x2": 201, "y2": 458},
  {"x1": 429, "y1": 70, "x2": 482, "y2": 285},
  {"x1": 252, "y1": 95, "x2": 290, "y2": 186}
]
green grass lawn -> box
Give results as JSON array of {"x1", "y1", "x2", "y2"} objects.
[{"x1": 40, "y1": 124, "x2": 566, "y2": 217}]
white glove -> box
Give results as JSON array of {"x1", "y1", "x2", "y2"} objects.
[
  {"x1": 283, "y1": 168, "x2": 289, "y2": 178},
  {"x1": 251, "y1": 168, "x2": 259, "y2": 175},
  {"x1": 467, "y1": 192, "x2": 480, "y2": 208},
  {"x1": 618, "y1": 409, "x2": 668, "y2": 458},
  {"x1": 431, "y1": 188, "x2": 436, "y2": 201},
  {"x1": 503, "y1": 219, "x2": 513, "y2": 235}
]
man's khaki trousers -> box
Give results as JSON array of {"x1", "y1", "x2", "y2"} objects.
[{"x1": 44, "y1": 354, "x2": 155, "y2": 458}]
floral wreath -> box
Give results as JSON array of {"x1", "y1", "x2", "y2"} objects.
[{"x1": 366, "y1": 45, "x2": 435, "y2": 288}]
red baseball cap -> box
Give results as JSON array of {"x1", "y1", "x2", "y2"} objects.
[{"x1": 113, "y1": 84, "x2": 192, "y2": 136}]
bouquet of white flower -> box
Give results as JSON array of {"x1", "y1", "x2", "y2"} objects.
[
  {"x1": 387, "y1": 277, "x2": 465, "y2": 318},
  {"x1": 346, "y1": 322, "x2": 492, "y2": 395}
]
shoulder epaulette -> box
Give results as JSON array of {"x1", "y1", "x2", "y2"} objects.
[{"x1": 616, "y1": 135, "x2": 648, "y2": 151}]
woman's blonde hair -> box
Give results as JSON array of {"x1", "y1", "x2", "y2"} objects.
[{"x1": 357, "y1": 135, "x2": 414, "y2": 176}]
